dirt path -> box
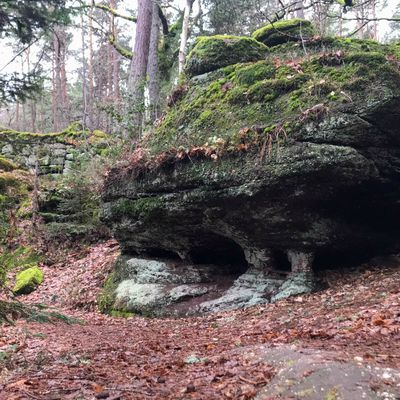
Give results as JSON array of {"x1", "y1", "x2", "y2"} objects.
[{"x1": 1, "y1": 245, "x2": 400, "y2": 399}]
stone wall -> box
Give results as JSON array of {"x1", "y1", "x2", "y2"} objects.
[{"x1": 0, "y1": 126, "x2": 109, "y2": 174}]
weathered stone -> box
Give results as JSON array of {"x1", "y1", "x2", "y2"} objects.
[
  {"x1": 271, "y1": 272, "x2": 317, "y2": 302},
  {"x1": 1, "y1": 144, "x2": 13, "y2": 154},
  {"x1": 109, "y1": 256, "x2": 290, "y2": 316},
  {"x1": 287, "y1": 250, "x2": 314, "y2": 273},
  {"x1": 198, "y1": 268, "x2": 284, "y2": 313},
  {"x1": 53, "y1": 148, "x2": 67, "y2": 157}
]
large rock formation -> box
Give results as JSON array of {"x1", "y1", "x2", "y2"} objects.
[{"x1": 102, "y1": 23, "x2": 400, "y2": 316}]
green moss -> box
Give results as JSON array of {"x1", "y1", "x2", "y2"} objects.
[
  {"x1": 92, "y1": 129, "x2": 108, "y2": 138},
  {"x1": 0, "y1": 247, "x2": 43, "y2": 271},
  {"x1": 0, "y1": 157, "x2": 17, "y2": 172},
  {"x1": 267, "y1": 36, "x2": 386, "y2": 62},
  {"x1": 109, "y1": 34, "x2": 133, "y2": 59},
  {"x1": 252, "y1": 19, "x2": 315, "y2": 47},
  {"x1": 16, "y1": 197, "x2": 33, "y2": 218},
  {"x1": 111, "y1": 197, "x2": 164, "y2": 221},
  {"x1": 0, "y1": 121, "x2": 93, "y2": 145},
  {"x1": 110, "y1": 310, "x2": 134, "y2": 318},
  {"x1": 228, "y1": 61, "x2": 276, "y2": 85},
  {"x1": 0, "y1": 172, "x2": 20, "y2": 190},
  {"x1": 97, "y1": 272, "x2": 118, "y2": 313},
  {"x1": 185, "y1": 35, "x2": 268, "y2": 77},
  {"x1": 147, "y1": 38, "x2": 400, "y2": 157},
  {"x1": 13, "y1": 266, "x2": 44, "y2": 295}
]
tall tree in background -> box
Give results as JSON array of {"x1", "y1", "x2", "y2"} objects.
[
  {"x1": 128, "y1": 0, "x2": 153, "y2": 136},
  {"x1": 52, "y1": 26, "x2": 70, "y2": 131},
  {"x1": 147, "y1": 2, "x2": 161, "y2": 121},
  {"x1": 178, "y1": 0, "x2": 195, "y2": 75}
]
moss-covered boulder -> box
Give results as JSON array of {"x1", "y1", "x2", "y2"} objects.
[
  {"x1": 102, "y1": 36, "x2": 400, "y2": 314},
  {"x1": 185, "y1": 35, "x2": 268, "y2": 77},
  {"x1": 252, "y1": 19, "x2": 315, "y2": 47},
  {"x1": 13, "y1": 266, "x2": 44, "y2": 295}
]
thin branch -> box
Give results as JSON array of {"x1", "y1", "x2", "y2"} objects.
[
  {"x1": 75, "y1": 4, "x2": 137, "y2": 22},
  {"x1": 0, "y1": 37, "x2": 41, "y2": 73},
  {"x1": 328, "y1": 15, "x2": 400, "y2": 22},
  {"x1": 109, "y1": 35, "x2": 133, "y2": 59},
  {"x1": 347, "y1": 20, "x2": 370, "y2": 36}
]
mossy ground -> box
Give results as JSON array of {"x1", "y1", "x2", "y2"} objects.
[{"x1": 148, "y1": 38, "x2": 400, "y2": 157}]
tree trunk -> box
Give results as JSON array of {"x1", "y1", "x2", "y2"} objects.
[
  {"x1": 26, "y1": 48, "x2": 37, "y2": 132},
  {"x1": 147, "y1": 2, "x2": 161, "y2": 123},
  {"x1": 15, "y1": 103, "x2": 20, "y2": 131},
  {"x1": 52, "y1": 26, "x2": 69, "y2": 131},
  {"x1": 51, "y1": 55, "x2": 59, "y2": 131},
  {"x1": 81, "y1": 14, "x2": 89, "y2": 130},
  {"x1": 88, "y1": 1, "x2": 95, "y2": 129},
  {"x1": 53, "y1": 29, "x2": 62, "y2": 131},
  {"x1": 111, "y1": 0, "x2": 121, "y2": 101},
  {"x1": 21, "y1": 56, "x2": 27, "y2": 130},
  {"x1": 178, "y1": 0, "x2": 194, "y2": 75},
  {"x1": 128, "y1": 0, "x2": 153, "y2": 137}
]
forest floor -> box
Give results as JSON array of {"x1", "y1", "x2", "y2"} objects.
[{"x1": 0, "y1": 240, "x2": 400, "y2": 400}]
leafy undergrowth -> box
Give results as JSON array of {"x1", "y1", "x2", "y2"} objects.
[{"x1": 0, "y1": 246, "x2": 399, "y2": 399}]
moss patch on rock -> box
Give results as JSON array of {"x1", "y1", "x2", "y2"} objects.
[
  {"x1": 0, "y1": 157, "x2": 17, "y2": 172},
  {"x1": 252, "y1": 19, "x2": 315, "y2": 47},
  {"x1": 108, "y1": 197, "x2": 164, "y2": 221},
  {"x1": 0, "y1": 122, "x2": 110, "y2": 145},
  {"x1": 149, "y1": 41, "x2": 400, "y2": 156},
  {"x1": 13, "y1": 266, "x2": 44, "y2": 295},
  {"x1": 185, "y1": 35, "x2": 268, "y2": 77}
]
